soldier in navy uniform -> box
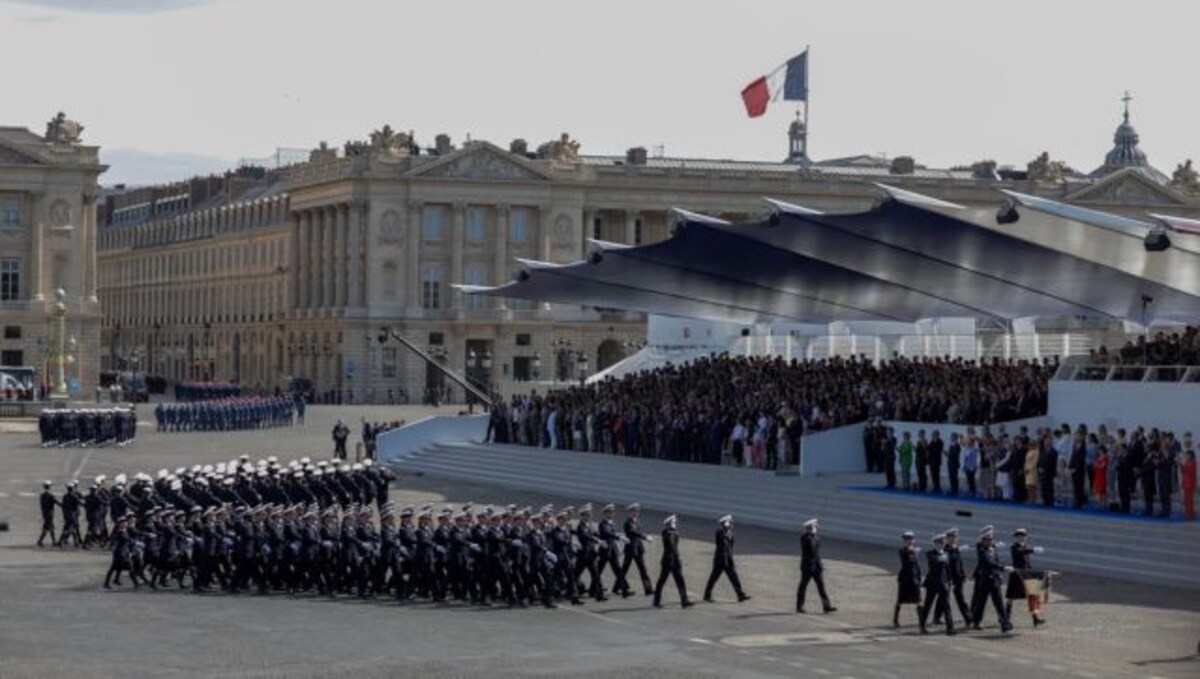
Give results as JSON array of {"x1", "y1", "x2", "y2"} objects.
[
  {"x1": 969, "y1": 525, "x2": 1013, "y2": 632},
  {"x1": 574, "y1": 504, "x2": 607, "y2": 601},
  {"x1": 653, "y1": 515, "x2": 693, "y2": 608},
  {"x1": 703, "y1": 514, "x2": 750, "y2": 603},
  {"x1": 621, "y1": 503, "x2": 654, "y2": 596},
  {"x1": 57, "y1": 480, "x2": 84, "y2": 547},
  {"x1": 37, "y1": 481, "x2": 59, "y2": 547},
  {"x1": 796, "y1": 518, "x2": 835, "y2": 613},
  {"x1": 894, "y1": 530, "x2": 923, "y2": 628},
  {"x1": 917, "y1": 533, "x2": 957, "y2": 635},
  {"x1": 934, "y1": 527, "x2": 973, "y2": 627},
  {"x1": 596, "y1": 504, "x2": 629, "y2": 597}
]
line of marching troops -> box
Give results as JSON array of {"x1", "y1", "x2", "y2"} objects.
[
  {"x1": 153, "y1": 396, "x2": 298, "y2": 433},
  {"x1": 37, "y1": 407, "x2": 138, "y2": 448},
  {"x1": 35, "y1": 456, "x2": 1052, "y2": 630},
  {"x1": 894, "y1": 525, "x2": 1056, "y2": 636}
]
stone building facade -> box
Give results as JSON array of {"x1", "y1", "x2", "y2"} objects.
[
  {"x1": 0, "y1": 114, "x2": 104, "y2": 395},
  {"x1": 95, "y1": 103, "x2": 1200, "y2": 403}
]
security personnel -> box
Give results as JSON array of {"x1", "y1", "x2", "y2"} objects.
[
  {"x1": 969, "y1": 525, "x2": 1013, "y2": 633},
  {"x1": 917, "y1": 533, "x2": 957, "y2": 635},
  {"x1": 653, "y1": 515, "x2": 692, "y2": 608},
  {"x1": 621, "y1": 503, "x2": 654, "y2": 596},
  {"x1": 894, "y1": 530, "x2": 922, "y2": 628},
  {"x1": 37, "y1": 481, "x2": 59, "y2": 547},
  {"x1": 703, "y1": 514, "x2": 749, "y2": 603},
  {"x1": 796, "y1": 517, "x2": 835, "y2": 614}
]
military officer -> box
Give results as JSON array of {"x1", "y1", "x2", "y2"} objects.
[
  {"x1": 796, "y1": 517, "x2": 835, "y2": 613},
  {"x1": 703, "y1": 515, "x2": 750, "y2": 603},
  {"x1": 653, "y1": 515, "x2": 692, "y2": 609},
  {"x1": 917, "y1": 533, "x2": 957, "y2": 635},
  {"x1": 37, "y1": 481, "x2": 59, "y2": 547},
  {"x1": 621, "y1": 502, "x2": 654, "y2": 596},
  {"x1": 969, "y1": 525, "x2": 1013, "y2": 633},
  {"x1": 894, "y1": 530, "x2": 923, "y2": 628}
]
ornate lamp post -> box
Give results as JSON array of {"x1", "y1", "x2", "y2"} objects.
[{"x1": 48, "y1": 288, "x2": 69, "y2": 408}]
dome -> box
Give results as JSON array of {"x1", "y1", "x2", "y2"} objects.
[{"x1": 1091, "y1": 93, "x2": 1156, "y2": 178}]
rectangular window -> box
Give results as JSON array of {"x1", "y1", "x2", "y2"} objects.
[
  {"x1": 422, "y1": 207, "x2": 444, "y2": 242},
  {"x1": 421, "y1": 267, "x2": 442, "y2": 309},
  {"x1": 0, "y1": 349, "x2": 22, "y2": 367},
  {"x1": 465, "y1": 267, "x2": 488, "y2": 309},
  {"x1": 3, "y1": 326, "x2": 20, "y2": 339},
  {"x1": 381, "y1": 347, "x2": 397, "y2": 378},
  {"x1": 1, "y1": 196, "x2": 20, "y2": 227},
  {"x1": 634, "y1": 218, "x2": 644, "y2": 245},
  {"x1": 509, "y1": 208, "x2": 529, "y2": 242},
  {"x1": 0, "y1": 258, "x2": 19, "y2": 301},
  {"x1": 429, "y1": 332, "x2": 444, "y2": 346},
  {"x1": 592, "y1": 216, "x2": 602, "y2": 241},
  {"x1": 515, "y1": 333, "x2": 531, "y2": 346},
  {"x1": 466, "y1": 207, "x2": 487, "y2": 242}
]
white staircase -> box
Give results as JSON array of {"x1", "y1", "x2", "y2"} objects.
[{"x1": 397, "y1": 441, "x2": 1200, "y2": 590}]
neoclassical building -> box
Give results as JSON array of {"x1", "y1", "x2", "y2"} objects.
[
  {"x1": 0, "y1": 113, "x2": 104, "y2": 395},
  {"x1": 96, "y1": 102, "x2": 1200, "y2": 402}
]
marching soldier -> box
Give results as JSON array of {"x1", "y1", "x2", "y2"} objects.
[
  {"x1": 1006, "y1": 528, "x2": 1052, "y2": 627},
  {"x1": 796, "y1": 517, "x2": 835, "y2": 614},
  {"x1": 575, "y1": 504, "x2": 606, "y2": 601},
  {"x1": 935, "y1": 527, "x2": 973, "y2": 627},
  {"x1": 969, "y1": 525, "x2": 1013, "y2": 633},
  {"x1": 37, "y1": 481, "x2": 59, "y2": 547},
  {"x1": 894, "y1": 530, "x2": 923, "y2": 628},
  {"x1": 597, "y1": 504, "x2": 629, "y2": 597},
  {"x1": 703, "y1": 514, "x2": 750, "y2": 603},
  {"x1": 57, "y1": 480, "x2": 84, "y2": 547},
  {"x1": 653, "y1": 515, "x2": 692, "y2": 609},
  {"x1": 621, "y1": 503, "x2": 654, "y2": 596},
  {"x1": 918, "y1": 533, "x2": 957, "y2": 635}
]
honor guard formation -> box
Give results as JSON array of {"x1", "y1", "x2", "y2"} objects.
[
  {"x1": 894, "y1": 525, "x2": 1058, "y2": 636},
  {"x1": 35, "y1": 457, "x2": 1064, "y2": 632},
  {"x1": 153, "y1": 396, "x2": 298, "y2": 433},
  {"x1": 37, "y1": 408, "x2": 138, "y2": 448}
]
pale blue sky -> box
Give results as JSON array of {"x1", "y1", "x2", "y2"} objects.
[{"x1": 3, "y1": 0, "x2": 1197, "y2": 185}]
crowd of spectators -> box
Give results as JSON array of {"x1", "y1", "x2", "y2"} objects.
[
  {"x1": 490, "y1": 354, "x2": 1051, "y2": 470},
  {"x1": 870, "y1": 421, "x2": 1197, "y2": 520},
  {"x1": 1089, "y1": 327, "x2": 1200, "y2": 366}
]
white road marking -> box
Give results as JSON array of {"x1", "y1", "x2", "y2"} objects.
[
  {"x1": 687, "y1": 637, "x2": 715, "y2": 645},
  {"x1": 70, "y1": 448, "x2": 95, "y2": 482},
  {"x1": 18, "y1": 492, "x2": 36, "y2": 497}
]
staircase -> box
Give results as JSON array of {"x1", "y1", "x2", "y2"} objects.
[{"x1": 397, "y1": 441, "x2": 1200, "y2": 590}]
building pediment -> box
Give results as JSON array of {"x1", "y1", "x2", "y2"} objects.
[
  {"x1": 407, "y1": 142, "x2": 552, "y2": 182},
  {"x1": 0, "y1": 140, "x2": 50, "y2": 166},
  {"x1": 1066, "y1": 168, "x2": 1186, "y2": 206}
]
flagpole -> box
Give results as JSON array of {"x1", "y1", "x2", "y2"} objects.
[{"x1": 803, "y1": 44, "x2": 810, "y2": 163}]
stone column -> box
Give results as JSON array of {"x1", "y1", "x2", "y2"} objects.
[
  {"x1": 332, "y1": 204, "x2": 345, "y2": 310},
  {"x1": 451, "y1": 202, "x2": 465, "y2": 310},
  {"x1": 84, "y1": 192, "x2": 99, "y2": 302},
  {"x1": 406, "y1": 202, "x2": 421, "y2": 312},
  {"x1": 29, "y1": 191, "x2": 44, "y2": 301},
  {"x1": 624, "y1": 209, "x2": 639, "y2": 246},
  {"x1": 323, "y1": 206, "x2": 336, "y2": 309},
  {"x1": 311, "y1": 209, "x2": 324, "y2": 310},
  {"x1": 493, "y1": 204, "x2": 509, "y2": 311},
  {"x1": 290, "y1": 212, "x2": 301, "y2": 310},
  {"x1": 536, "y1": 205, "x2": 552, "y2": 311},
  {"x1": 348, "y1": 200, "x2": 366, "y2": 308},
  {"x1": 300, "y1": 210, "x2": 313, "y2": 309}
]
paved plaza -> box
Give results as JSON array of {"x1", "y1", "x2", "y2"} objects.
[{"x1": 1, "y1": 406, "x2": 1197, "y2": 679}]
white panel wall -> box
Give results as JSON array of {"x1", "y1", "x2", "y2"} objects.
[{"x1": 1048, "y1": 381, "x2": 1199, "y2": 435}]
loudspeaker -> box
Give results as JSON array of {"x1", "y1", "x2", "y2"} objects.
[{"x1": 1144, "y1": 229, "x2": 1171, "y2": 252}]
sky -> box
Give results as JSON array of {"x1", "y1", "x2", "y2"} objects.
[{"x1": 3, "y1": 0, "x2": 1199, "y2": 186}]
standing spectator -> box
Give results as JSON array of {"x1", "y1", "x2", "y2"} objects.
[
  {"x1": 962, "y1": 435, "x2": 979, "y2": 497},
  {"x1": 1068, "y1": 431, "x2": 1088, "y2": 509},
  {"x1": 1156, "y1": 436, "x2": 1176, "y2": 518},
  {"x1": 1038, "y1": 431, "x2": 1058, "y2": 507},
  {"x1": 945, "y1": 432, "x2": 961, "y2": 497},
  {"x1": 1116, "y1": 430, "x2": 1135, "y2": 514},
  {"x1": 1093, "y1": 445, "x2": 1110, "y2": 510},
  {"x1": 915, "y1": 430, "x2": 929, "y2": 493},
  {"x1": 899, "y1": 432, "x2": 914, "y2": 491},
  {"x1": 928, "y1": 431, "x2": 944, "y2": 495},
  {"x1": 883, "y1": 428, "x2": 898, "y2": 490},
  {"x1": 1181, "y1": 440, "x2": 1196, "y2": 521}
]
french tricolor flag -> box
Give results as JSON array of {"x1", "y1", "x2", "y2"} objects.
[{"x1": 741, "y1": 50, "x2": 808, "y2": 118}]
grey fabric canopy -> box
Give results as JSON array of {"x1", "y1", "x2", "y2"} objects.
[{"x1": 460, "y1": 187, "x2": 1200, "y2": 324}]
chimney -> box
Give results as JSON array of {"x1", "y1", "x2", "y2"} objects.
[
  {"x1": 434, "y1": 134, "x2": 453, "y2": 156},
  {"x1": 509, "y1": 138, "x2": 528, "y2": 155},
  {"x1": 625, "y1": 147, "x2": 648, "y2": 165}
]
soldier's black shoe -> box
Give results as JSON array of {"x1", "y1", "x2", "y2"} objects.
[
  {"x1": 1000, "y1": 622, "x2": 1013, "y2": 633},
  {"x1": 570, "y1": 598, "x2": 585, "y2": 605},
  {"x1": 920, "y1": 625, "x2": 929, "y2": 635},
  {"x1": 703, "y1": 596, "x2": 714, "y2": 603},
  {"x1": 946, "y1": 627, "x2": 958, "y2": 636},
  {"x1": 653, "y1": 602, "x2": 663, "y2": 608},
  {"x1": 823, "y1": 605, "x2": 837, "y2": 613},
  {"x1": 796, "y1": 606, "x2": 806, "y2": 614},
  {"x1": 737, "y1": 594, "x2": 752, "y2": 602},
  {"x1": 681, "y1": 601, "x2": 694, "y2": 608}
]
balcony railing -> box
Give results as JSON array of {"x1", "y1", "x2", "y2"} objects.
[{"x1": 1053, "y1": 363, "x2": 1200, "y2": 384}]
